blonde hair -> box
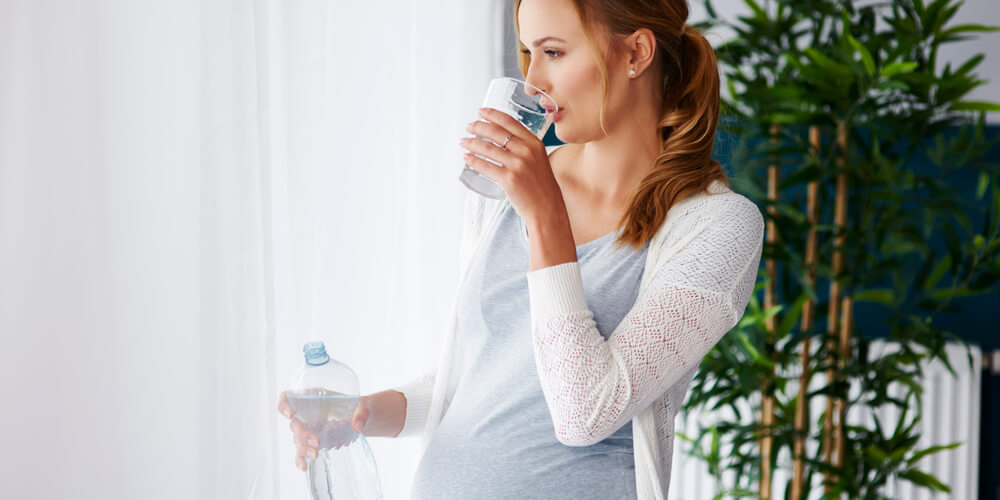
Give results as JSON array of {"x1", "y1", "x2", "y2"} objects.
[{"x1": 514, "y1": 0, "x2": 728, "y2": 250}]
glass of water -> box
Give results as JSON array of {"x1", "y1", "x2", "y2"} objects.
[{"x1": 459, "y1": 77, "x2": 557, "y2": 200}]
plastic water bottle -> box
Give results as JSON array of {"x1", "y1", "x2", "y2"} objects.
[{"x1": 287, "y1": 341, "x2": 383, "y2": 500}]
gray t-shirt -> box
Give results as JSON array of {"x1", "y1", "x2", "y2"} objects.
[{"x1": 411, "y1": 202, "x2": 649, "y2": 499}]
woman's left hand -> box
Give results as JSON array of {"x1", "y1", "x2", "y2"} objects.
[{"x1": 460, "y1": 107, "x2": 567, "y2": 222}]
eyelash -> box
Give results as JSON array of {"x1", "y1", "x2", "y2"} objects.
[{"x1": 520, "y1": 48, "x2": 563, "y2": 60}]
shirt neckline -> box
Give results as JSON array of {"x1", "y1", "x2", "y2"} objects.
[{"x1": 517, "y1": 209, "x2": 620, "y2": 252}]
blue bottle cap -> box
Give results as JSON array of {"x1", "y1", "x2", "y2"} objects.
[{"x1": 303, "y1": 341, "x2": 330, "y2": 366}]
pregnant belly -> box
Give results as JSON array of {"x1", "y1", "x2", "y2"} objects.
[{"x1": 410, "y1": 410, "x2": 636, "y2": 500}]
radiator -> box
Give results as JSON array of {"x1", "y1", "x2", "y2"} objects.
[{"x1": 670, "y1": 342, "x2": 984, "y2": 500}]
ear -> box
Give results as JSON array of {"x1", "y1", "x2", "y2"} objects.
[{"x1": 625, "y1": 28, "x2": 656, "y2": 78}]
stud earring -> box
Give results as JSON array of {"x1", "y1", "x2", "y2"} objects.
[{"x1": 629, "y1": 69, "x2": 637, "y2": 77}]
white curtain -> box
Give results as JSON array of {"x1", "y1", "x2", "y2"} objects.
[{"x1": 0, "y1": 1, "x2": 506, "y2": 499}]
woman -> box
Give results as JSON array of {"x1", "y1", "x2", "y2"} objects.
[{"x1": 279, "y1": 0, "x2": 764, "y2": 497}]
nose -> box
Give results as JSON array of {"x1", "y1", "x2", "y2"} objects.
[
  {"x1": 523, "y1": 71, "x2": 556, "y2": 111},
  {"x1": 523, "y1": 66, "x2": 545, "y2": 95}
]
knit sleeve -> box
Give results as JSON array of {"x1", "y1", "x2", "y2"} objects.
[
  {"x1": 526, "y1": 193, "x2": 764, "y2": 446},
  {"x1": 392, "y1": 371, "x2": 436, "y2": 438}
]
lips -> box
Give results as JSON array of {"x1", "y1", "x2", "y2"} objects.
[{"x1": 542, "y1": 101, "x2": 562, "y2": 121}]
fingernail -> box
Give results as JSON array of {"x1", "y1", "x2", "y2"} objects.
[
  {"x1": 309, "y1": 438, "x2": 318, "y2": 447},
  {"x1": 308, "y1": 449, "x2": 317, "y2": 459},
  {"x1": 283, "y1": 409, "x2": 291, "y2": 419}
]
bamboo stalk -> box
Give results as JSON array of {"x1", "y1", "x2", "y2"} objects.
[
  {"x1": 832, "y1": 127, "x2": 851, "y2": 471},
  {"x1": 790, "y1": 126, "x2": 821, "y2": 500},
  {"x1": 760, "y1": 123, "x2": 780, "y2": 500},
  {"x1": 834, "y1": 296, "x2": 854, "y2": 468},
  {"x1": 823, "y1": 124, "x2": 850, "y2": 492},
  {"x1": 822, "y1": 287, "x2": 839, "y2": 467}
]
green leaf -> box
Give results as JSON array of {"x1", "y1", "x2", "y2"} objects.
[
  {"x1": 853, "y1": 289, "x2": 895, "y2": 305},
  {"x1": 924, "y1": 255, "x2": 951, "y2": 292},
  {"x1": 804, "y1": 48, "x2": 853, "y2": 78},
  {"x1": 743, "y1": 0, "x2": 767, "y2": 23},
  {"x1": 956, "y1": 54, "x2": 985, "y2": 77},
  {"x1": 953, "y1": 101, "x2": 1000, "y2": 112},
  {"x1": 930, "y1": 286, "x2": 979, "y2": 301},
  {"x1": 907, "y1": 442, "x2": 962, "y2": 466},
  {"x1": 875, "y1": 79, "x2": 911, "y2": 92},
  {"x1": 865, "y1": 445, "x2": 888, "y2": 462},
  {"x1": 882, "y1": 61, "x2": 919, "y2": 78},
  {"x1": 899, "y1": 468, "x2": 951, "y2": 493},
  {"x1": 944, "y1": 223, "x2": 962, "y2": 275},
  {"x1": 763, "y1": 112, "x2": 810, "y2": 125},
  {"x1": 847, "y1": 34, "x2": 876, "y2": 75},
  {"x1": 977, "y1": 171, "x2": 990, "y2": 199},
  {"x1": 923, "y1": 0, "x2": 952, "y2": 36},
  {"x1": 934, "y1": 2, "x2": 965, "y2": 37},
  {"x1": 738, "y1": 332, "x2": 775, "y2": 368},
  {"x1": 776, "y1": 292, "x2": 809, "y2": 338},
  {"x1": 939, "y1": 24, "x2": 1000, "y2": 40},
  {"x1": 779, "y1": 163, "x2": 822, "y2": 189}
]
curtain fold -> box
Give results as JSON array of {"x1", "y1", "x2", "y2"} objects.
[{"x1": 0, "y1": 1, "x2": 499, "y2": 498}]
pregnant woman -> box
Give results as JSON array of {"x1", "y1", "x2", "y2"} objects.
[{"x1": 279, "y1": 0, "x2": 764, "y2": 497}]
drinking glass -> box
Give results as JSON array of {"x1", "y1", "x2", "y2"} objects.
[{"x1": 459, "y1": 77, "x2": 557, "y2": 200}]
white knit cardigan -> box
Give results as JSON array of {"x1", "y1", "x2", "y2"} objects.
[{"x1": 396, "y1": 175, "x2": 764, "y2": 499}]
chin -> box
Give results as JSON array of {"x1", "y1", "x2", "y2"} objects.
[
  {"x1": 552, "y1": 123, "x2": 582, "y2": 144},
  {"x1": 553, "y1": 123, "x2": 602, "y2": 145}
]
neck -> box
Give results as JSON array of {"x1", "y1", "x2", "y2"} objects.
[
  {"x1": 582, "y1": 137, "x2": 657, "y2": 196},
  {"x1": 572, "y1": 120, "x2": 661, "y2": 206},
  {"x1": 565, "y1": 74, "x2": 664, "y2": 204}
]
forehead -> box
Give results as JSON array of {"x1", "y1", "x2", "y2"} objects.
[{"x1": 517, "y1": 0, "x2": 584, "y2": 45}]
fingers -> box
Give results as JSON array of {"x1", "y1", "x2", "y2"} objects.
[
  {"x1": 460, "y1": 136, "x2": 515, "y2": 168},
  {"x1": 352, "y1": 404, "x2": 370, "y2": 434},
  {"x1": 295, "y1": 442, "x2": 319, "y2": 460},
  {"x1": 277, "y1": 391, "x2": 293, "y2": 420},
  {"x1": 279, "y1": 392, "x2": 309, "y2": 471},
  {"x1": 466, "y1": 119, "x2": 522, "y2": 152},
  {"x1": 295, "y1": 445, "x2": 318, "y2": 472},
  {"x1": 286, "y1": 411, "x2": 319, "y2": 472},
  {"x1": 477, "y1": 107, "x2": 533, "y2": 140},
  {"x1": 289, "y1": 418, "x2": 320, "y2": 448},
  {"x1": 463, "y1": 152, "x2": 507, "y2": 185}
]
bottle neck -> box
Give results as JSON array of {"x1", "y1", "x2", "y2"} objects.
[{"x1": 303, "y1": 341, "x2": 330, "y2": 366}]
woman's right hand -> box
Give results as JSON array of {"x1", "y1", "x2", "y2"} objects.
[{"x1": 277, "y1": 391, "x2": 371, "y2": 472}]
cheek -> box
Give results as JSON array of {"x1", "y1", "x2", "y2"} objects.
[{"x1": 555, "y1": 64, "x2": 607, "y2": 139}]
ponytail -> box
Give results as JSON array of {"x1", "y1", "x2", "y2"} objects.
[{"x1": 616, "y1": 25, "x2": 728, "y2": 250}]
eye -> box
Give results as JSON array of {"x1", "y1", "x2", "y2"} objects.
[{"x1": 519, "y1": 48, "x2": 563, "y2": 60}]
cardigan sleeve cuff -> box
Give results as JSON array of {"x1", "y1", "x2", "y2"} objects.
[
  {"x1": 392, "y1": 377, "x2": 434, "y2": 438},
  {"x1": 526, "y1": 261, "x2": 590, "y2": 324}
]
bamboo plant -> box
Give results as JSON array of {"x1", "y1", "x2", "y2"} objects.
[{"x1": 682, "y1": 0, "x2": 1000, "y2": 498}]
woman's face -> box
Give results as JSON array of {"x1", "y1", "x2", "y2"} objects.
[{"x1": 517, "y1": 0, "x2": 632, "y2": 144}]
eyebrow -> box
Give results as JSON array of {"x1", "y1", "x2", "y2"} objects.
[{"x1": 520, "y1": 36, "x2": 567, "y2": 48}]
